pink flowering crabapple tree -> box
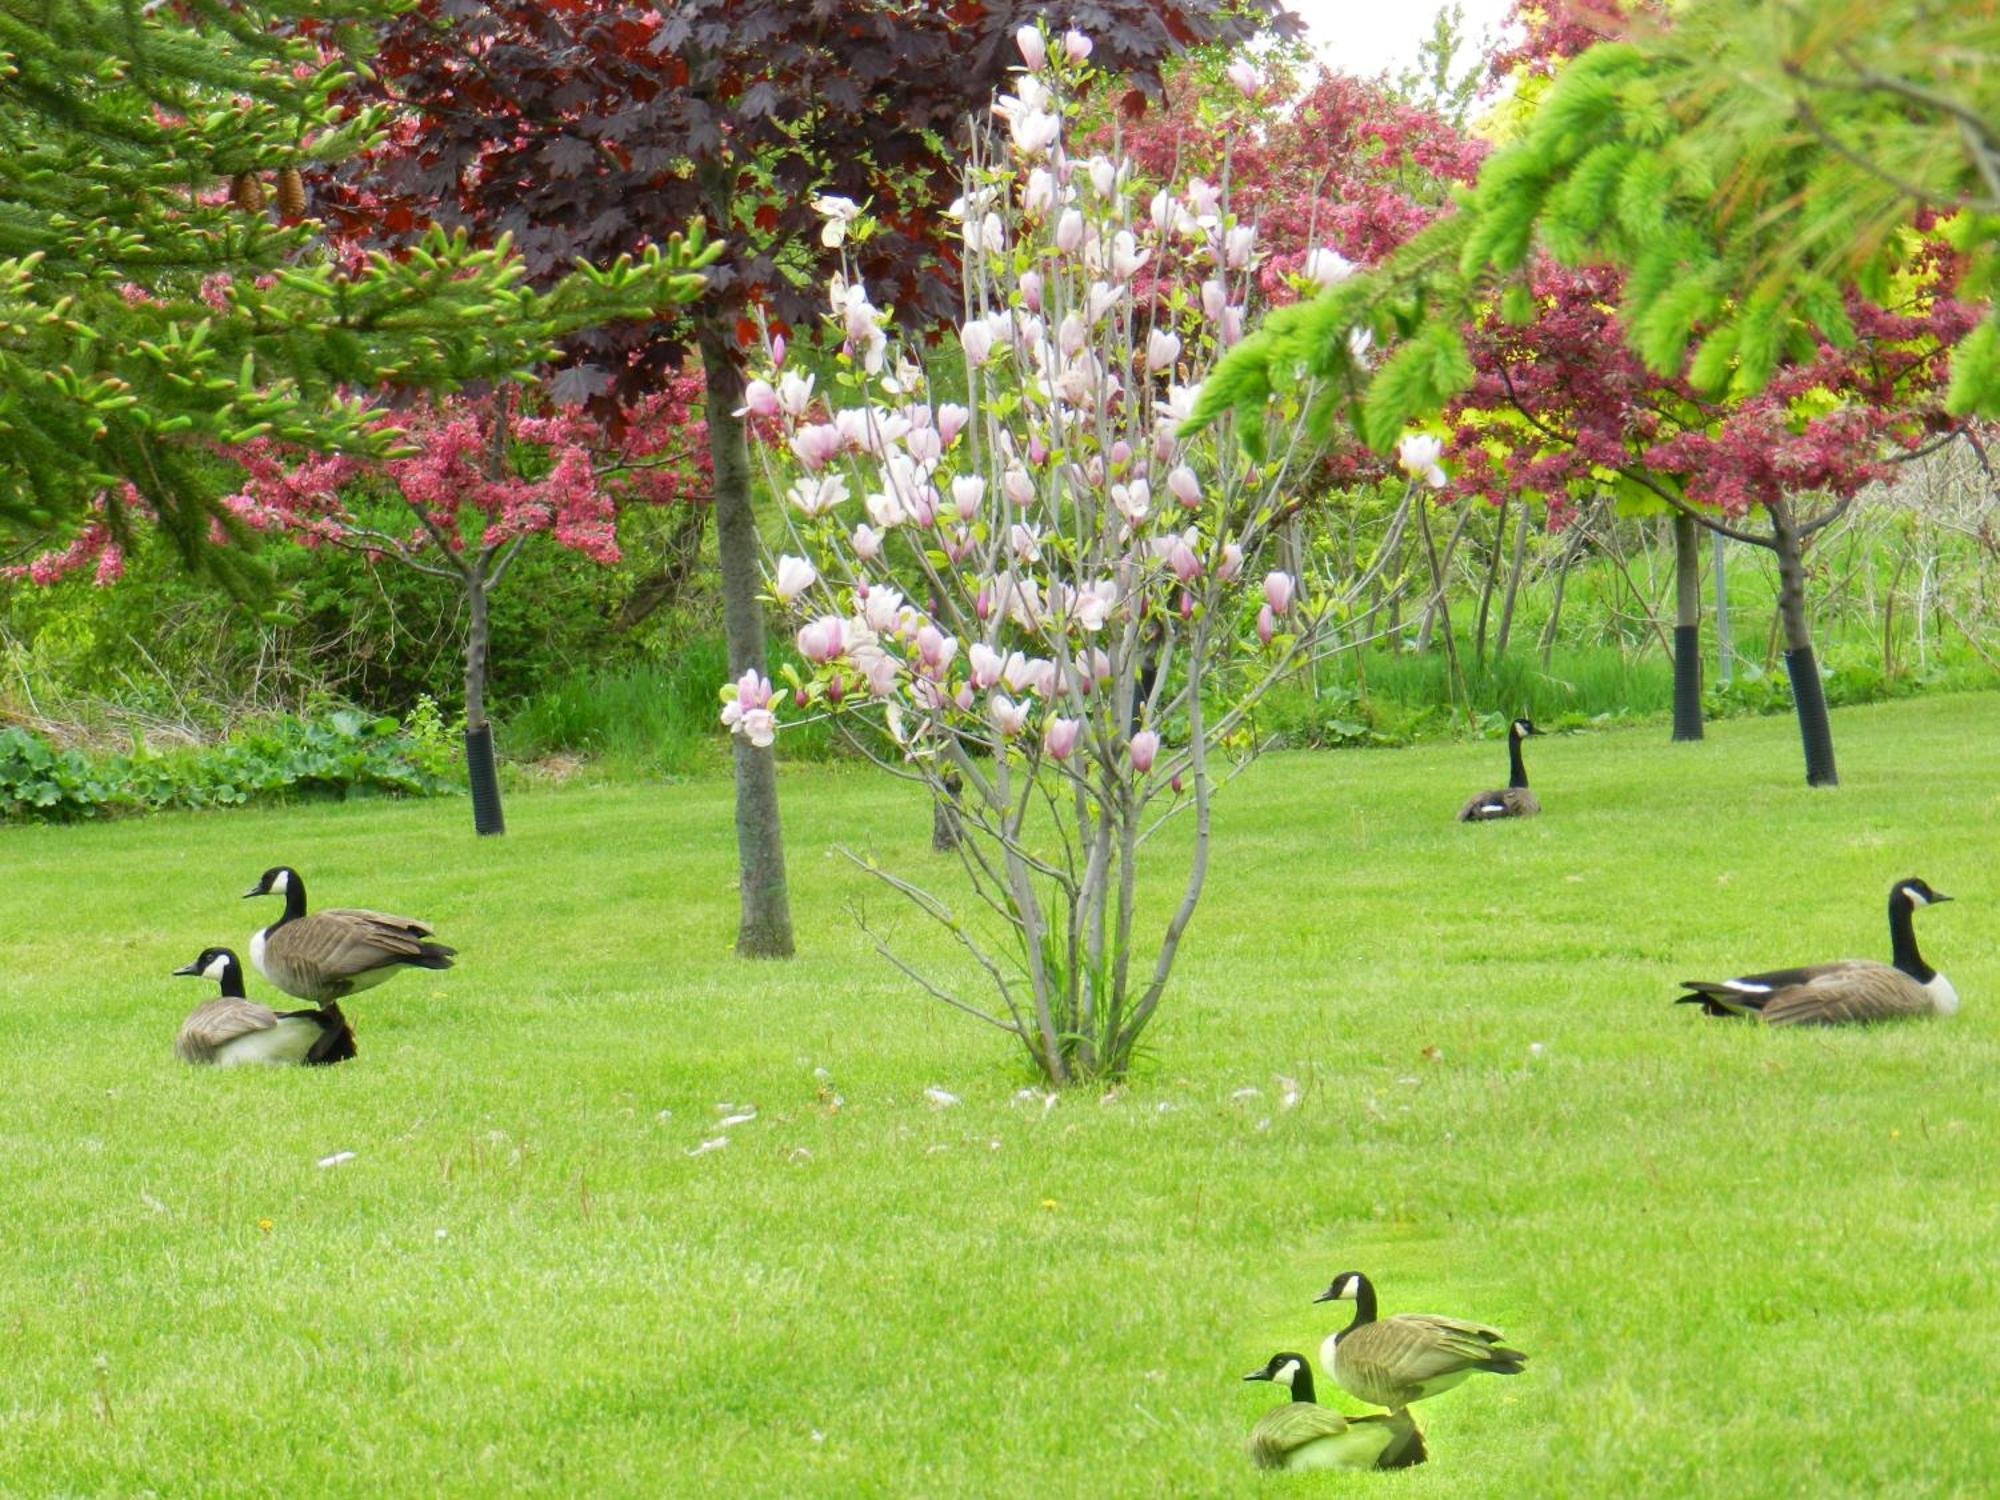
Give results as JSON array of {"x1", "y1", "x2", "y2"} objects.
[
  {"x1": 720, "y1": 30, "x2": 1411, "y2": 1085},
  {"x1": 219, "y1": 379, "x2": 709, "y2": 833}
]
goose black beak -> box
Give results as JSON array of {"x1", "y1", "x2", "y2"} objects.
[
  {"x1": 1242, "y1": 1369, "x2": 1270, "y2": 1383},
  {"x1": 1312, "y1": 1287, "x2": 1339, "y2": 1304},
  {"x1": 242, "y1": 885, "x2": 264, "y2": 899},
  {"x1": 1932, "y1": 892, "x2": 1954, "y2": 904},
  {"x1": 172, "y1": 961, "x2": 202, "y2": 977}
]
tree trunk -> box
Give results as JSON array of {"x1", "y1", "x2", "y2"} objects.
[
  {"x1": 1772, "y1": 503, "x2": 1837, "y2": 787},
  {"x1": 1712, "y1": 528, "x2": 1733, "y2": 685},
  {"x1": 1474, "y1": 497, "x2": 1508, "y2": 668},
  {"x1": 461, "y1": 563, "x2": 506, "y2": 836},
  {"x1": 699, "y1": 320, "x2": 796, "y2": 957},
  {"x1": 1495, "y1": 501, "x2": 1530, "y2": 655},
  {"x1": 1671, "y1": 509, "x2": 1704, "y2": 742},
  {"x1": 932, "y1": 770, "x2": 962, "y2": 853}
]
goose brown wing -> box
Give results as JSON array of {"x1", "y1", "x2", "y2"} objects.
[
  {"x1": 175, "y1": 998, "x2": 276, "y2": 1061},
  {"x1": 1761, "y1": 964, "x2": 1934, "y2": 1025},
  {"x1": 1343, "y1": 1316, "x2": 1523, "y2": 1402},
  {"x1": 1458, "y1": 789, "x2": 1537, "y2": 821},
  {"x1": 1248, "y1": 1403, "x2": 1349, "y2": 1469},
  {"x1": 321, "y1": 907, "x2": 440, "y2": 941},
  {"x1": 290, "y1": 912, "x2": 449, "y2": 971}
]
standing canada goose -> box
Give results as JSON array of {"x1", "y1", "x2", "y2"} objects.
[
  {"x1": 244, "y1": 866, "x2": 455, "y2": 1004},
  {"x1": 1315, "y1": 1271, "x2": 1527, "y2": 1411},
  {"x1": 1458, "y1": 718, "x2": 1542, "y2": 821},
  {"x1": 172, "y1": 947, "x2": 356, "y2": 1067},
  {"x1": 1677, "y1": 877, "x2": 1957, "y2": 1025},
  {"x1": 1242, "y1": 1353, "x2": 1427, "y2": 1471}
]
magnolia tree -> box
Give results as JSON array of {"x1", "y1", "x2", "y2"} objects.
[{"x1": 720, "y1": 30, "x2": 1413, "y2": 1085}]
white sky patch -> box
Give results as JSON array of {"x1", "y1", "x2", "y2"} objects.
[{"x1": 1283, "y1": 0, "x2": 1520, "y2": 79}]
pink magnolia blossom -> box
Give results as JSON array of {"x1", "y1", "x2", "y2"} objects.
[
  {"x1": 1129, "y1": 729, "x2": 1160, "y2": 773},
  {"x1": 1020, "y1": 269, "x2": 1045, "y2": 312},
  {"x1": 721, "y1": 670, "x2": 777, "y2": 746},
  {"x1": 1042, "y1": 716, "x2": 1082, "y2": 761},
  {"x1": 1016, "y1": 24, "x2": 1047, "y2": 71},
  {"x1": 1055, "y1": 209, "x2": 1085, "y2": 254},
  {"x1": 1167, "y1": 531, "x2": 1203, "y2": 583},
  {"x1": 1226, "y1": 59, "x2": 1262, "y2": 98},
  {"x1": 1263, "y1": 570, "x2": 1295, "y2": 615},
  {"x1": 796, "y1": 616, "x2": 845, "y2": 664},
  {"x1": 1003, "y1": 466, "x2": 1036, "y2": 507},
  {"x1": 738, "y1": 379, "x2": 779, "y2": 419},
  {"x1": 1062, "y1": 29, "x2": 1092, "y2": 62},
  {"x1": 936, "y1": 403, "x2": 969, "y2": 444},
  {"x1": 1256, "y1": 604, "x2": 1277, "y2": 646},
  {"x1": 968, "y1": 642, "x2": 1004, "y2": 689},
  {"x1": 961, "y1": 319, "x2": 995, "y2": 366},
  {"x1": 787, "y1": 474, "x2": 848, "y2": 519},
  {"x1": 792, "y1": 423, "x2": 842, "y2": 471},
  {"x1": 777, "y1": 371, "x2": 815, "y2": 416},
  {"x1": 1146, "y1": 329, "x2": 1182, "y2": 372},
  {"x1": 1167, "y1": 464, "x2": 1201, "y2": 509},
  {"x1": 990, "y1": 693, "x2": 1031, "y2": 737},
  {"x1": 773, "y1": 555, "x2": 818, "y2": 604},
  {"x1": 851, "y1": 523, "x2": 884, "y2": 560},
  {"x1": 951, "y1": 475, "x2": 986, "y2": 520},
  {"x1": 1217, "y1": 542, "x2": 1244, "y2": 582}
]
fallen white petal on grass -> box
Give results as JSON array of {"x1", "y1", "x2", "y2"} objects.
[
  {"x1": 1229, "y1": 1086, "x2": 1261, "y2": 1102},
  {"x1": 718, "y1": 1111, "x2": 758, "y2": 1129},
  {"x1": 923, "y1": 1086, "x2": 962, "y2": 1109},
  {"x1": 655, "y1": 1108, "x2": 673, "y2": 1120},
  {"x1": 1276, "y1": 1075, "x2": 1301, "y2": 1111},
  {"x1": 316, "y1": 1151, "x2": 356, "y2": 1170},
  {"x1": 434, "y1": 1228, "x2": 449, "y2": 1242},
  {"x1": 687, "y1": 1137, "x2": 730, "y2": 1157},
  {"x1": 787, "y1": 1147, "x2": 813, "y2": 1164},
  {"x1": 140, "y1": 1192, "x2": 167, "y2": 1215},
  {"x1": 1528, "y1": 1042, "x2": 1547, "y2": 1058}
]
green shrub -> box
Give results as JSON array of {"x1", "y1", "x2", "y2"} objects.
[{"x1": 0, "y1": 711, "x2": 458, "y2": 823}]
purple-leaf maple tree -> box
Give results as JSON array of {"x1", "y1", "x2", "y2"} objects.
[{"x1": 339, "y1": 0, "x2": 1298, "y2": 955}]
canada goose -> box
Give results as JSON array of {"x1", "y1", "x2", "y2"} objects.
[
  {"x1": 172, "y1": 947, "x2": 356, "y2": 1067},
  {"x1": 1677, "y1": 877, "x2": 1958, "y2": 1025},
  {"x1": 1242, "y1": 1353, "x2": 1427, "y2": 1471},
  {"x1": 244, "y1": 866, "x2": 455, "y2": 1004},
  {"x1": 1315, "y1": 1271, "x2": 1527, "y2": 1411},
  {"x1": 1458, "y1": 717, "x2": 1542, "y2": 821}
]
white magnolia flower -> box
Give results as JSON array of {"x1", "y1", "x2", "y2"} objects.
[
  {"x1": 1304, "y1": 247, "x2": 1355, "y2": 287},
  {"x1": 1397, "y1": 431, "x2": 1449, "y2": 489},
  {"x1": 812, "y1": 194, "x2": 861, "y2": 247},
  {"x1": 772, "y1": 555, "x2": 818, "y2": 604},
  {"x1": 787, "y1": 474, "x2": 848, "y2": 519}
]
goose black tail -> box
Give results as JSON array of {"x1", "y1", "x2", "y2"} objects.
[
  {"x1": 410, "y1": 942, "x2": 456, "y2": 970},
  {"x1": 1676, "y1": 982, "x2": 1761, "y2": 1017}
]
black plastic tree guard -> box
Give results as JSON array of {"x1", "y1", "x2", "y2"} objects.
[
  {"x1": 1783, "y1": 647, "x2": 1839, "y2": 787},
  {"x1": 1671, "y1": 624, "x2": 1704, "y2": 742},
  {"x1": 466, "y1": 723, "x2": 506, "y2": 835}
]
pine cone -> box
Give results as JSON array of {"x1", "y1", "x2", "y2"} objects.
[
  {"x1": 276, "y1": 168, "x2": 306, "y2": 218},
  {"x1": 230, "y1": 172, "x2": 267, "y2": 214}
]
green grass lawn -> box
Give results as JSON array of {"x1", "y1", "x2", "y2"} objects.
[{"x1": 3, "y1": 693, "x2": 1997, "y2": 1497}]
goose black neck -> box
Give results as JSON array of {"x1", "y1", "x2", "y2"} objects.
[
  {"x1": 1507, "y1": 728, "x2": 1529, "y2": 790},
  {"x1": 1288, "y1": 1363, "x2": 1319, "y2": 1405},
  {"x1": 1888, "y1": 894, "x2": 1933, "y2": 982},
  {"x1": 1346, "y1": 1277, "x2": 1378, "y2": 1332},
  {"x1": 217, "y1": 960, "x2": 247, "y2": 999},
  {"x1": 275, "y1": 875, "x2": 307, "y2": 928}
]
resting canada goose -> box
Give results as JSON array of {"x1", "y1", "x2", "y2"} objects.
[
  {"x1": 1315, "y1": 1271, "x2": 1527, "y2": 1412},
  {"x1": 1458, "y1": 718, "x2": 1542, "y2": 821},
  {"x1": 1243, "y1": 1353, "x2": 1426, "y2": 1471},
  {"x1": 244, "y1": 866, "x2": 455, "y2": 1004},
  {"x1": 172, "y1": 947, "x2": 356, "y2": 1067},
  {"x1": 1677, "y1": 877, "x2": 1958, "y2": 1025}
]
